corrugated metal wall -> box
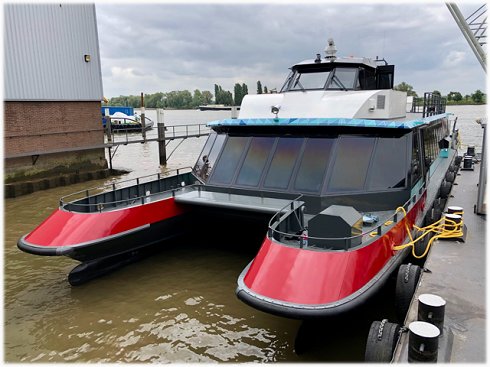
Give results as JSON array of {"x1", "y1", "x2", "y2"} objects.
[{"x1": 4, "y1": 3, "x2": 104, "y2": 101}]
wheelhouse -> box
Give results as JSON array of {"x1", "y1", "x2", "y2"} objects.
[{"x1": 280, "y1": 59, "x2": 395, "y2": 92}]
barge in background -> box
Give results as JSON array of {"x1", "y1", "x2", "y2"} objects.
[{"x1": 19, "y1": 40, "x2": 460, "y2": 323}]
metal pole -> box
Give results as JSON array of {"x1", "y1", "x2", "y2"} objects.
[
  {"x1": 108, "y1": 146, "x2": 113, "y2": 170},
  {"x1": 476, "y1": 120, "x2": 486, "y2": 214},
  {"x1": 140, "y1": 92, "x2": 147, "y2": 141}
]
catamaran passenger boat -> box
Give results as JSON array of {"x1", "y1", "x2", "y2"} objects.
[{"x1": 19, "y1": 39, "x2": 459, "y2": 320}]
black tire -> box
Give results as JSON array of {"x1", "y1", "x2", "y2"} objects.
[
  {"x1": 454, "y1": 155, "x2": 463, "y2": 166},
  {"x1": 365, "y1": 320, "x2": 401, "y2": 362},
  {"x1": 445, "y1": 171, "x2": 456, "y2": 183},
  {"x1": 410, "y1": 232, "x2": 432, "y2": 266},
  {"x1": 423, "y1": 207, "x2": 442, "y2": 226},
  {"x1": 439, "y1": 180, "x2": 452, "y2": 199},
  {"x1": 395, "y1": 263, "x2": 421, "y2": 322}
]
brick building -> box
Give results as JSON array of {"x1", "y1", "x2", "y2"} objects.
[{"x1": 4, "y1": 3, "x2": 107, "y2": 182}]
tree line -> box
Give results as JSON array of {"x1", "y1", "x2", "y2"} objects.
[
  {"x1": 394, "y1": 82, "x2": 486, "y2": 105},
  {"x1": 107, "y1": 80, "x2": 271, "y2": 109}
]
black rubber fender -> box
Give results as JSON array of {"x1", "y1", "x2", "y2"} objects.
[
  {"x1": 395, "y1": 263, "x2": 421, "y2": 323},
  {"x1": 439, "y1": 180, "x2": 452, "y2": 199},
  {"x1": 365, "y1": 319, "x2": 401, "y2": 362},
  {"x1": 445, "y1": 171, "x2": 456, "y2": 183}
]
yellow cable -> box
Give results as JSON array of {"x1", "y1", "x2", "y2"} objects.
[{"x1": 390, "y1": 206, "x2": 463, "y2": 259}]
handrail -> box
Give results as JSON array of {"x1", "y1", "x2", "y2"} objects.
[
  {"x1": 268, "y1": 182, "x2": 426, "y2": 249},
  {"x1": 60, "y1": 167, "x2": 194, "y2": 208},
  {"x1": 267, "y1": 194, "x2": 304, "y2": 237}
]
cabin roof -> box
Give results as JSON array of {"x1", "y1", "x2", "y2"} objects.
[
  {"x1": 294, "y1": 56, "x2": 378, "y2": 69},
  {"x1": 208, "y1": 113, "x2": 450, "y2": 130}
]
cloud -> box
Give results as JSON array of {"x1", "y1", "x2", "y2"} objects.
[
  {"x1": 443, "y1": 51, "x2": 467, "y2": 68},
  {"x1": 96, "y1": 2, "x2": 486, "y2": 98}
]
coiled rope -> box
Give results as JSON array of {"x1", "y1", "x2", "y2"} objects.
[{"x1": 371, "y1": 206, "x2": 464, "y2": 259}]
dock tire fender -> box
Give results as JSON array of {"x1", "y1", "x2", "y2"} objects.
[
  {"x1": 395, "y1": 263, "x2": 421, "y2": 323},
  {"x1": 454, "y1": 155, "x2": 463, "y2": 167},
  {"x1": 364, "y1": 319, "x2": 401, "y2": 362},
  {"x1": 439, "y1": 180, "x2": 452, "y2": 199},
  {"x1": 411, "y1": 232, "x2": 432, "y2": 266},
  {"x1": 445, "y1": 171, "x2": 456, "y2": 183},
  {"x1": 424, "y1": 207, "x2": 442, "y2": 226}
]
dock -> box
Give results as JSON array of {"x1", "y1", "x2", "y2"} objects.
[{"x1": 392, "y1": 161, "x2": 486, "y2": 362}]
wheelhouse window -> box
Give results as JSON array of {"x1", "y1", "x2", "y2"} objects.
[
  {"x1": 367, "y1": 136, "x2": 408, "y2": 190},
  {"x1": 411, "y1": 131, "x2": 422, "y2": 186},
  {"x1": 327, "y1": 136, "x2": 375, "y2": 192},
  {"x1": 209, "y1": 136, "x2": 248, "y2": 185},
  {"x1": 326, "y1": 68, "x2": 359, "y2": 90},
  {"x1": 203, "y1": 132, "x2": 410, "y2": 195},
  {"x1": 235, "y1": 137, "x2": 274, "y2": 187},
  {"x1": 194, "y1": 132, "x2": 217, "y2": 180},
  {"x1": 263, "y1": 138, "x2": 303, "y2": 190},
  {"x1": 294, "y1": 138, "x2": 333, "y2": 193},
  {"x1": 289, "y1": 69, "x2": 332, "y2": 91}
]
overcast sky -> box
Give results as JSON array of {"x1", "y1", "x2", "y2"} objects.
[{"x1": 95, "y1": 1, "x2": 487, "y2": 98}]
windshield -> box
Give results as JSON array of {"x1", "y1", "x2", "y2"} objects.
[
  {"x1": 289, "y1": 70, "x2": 332, "y2": 91},
  {"x1": 282, "y1": 66, "x2": 361, "y2": 92},
  {"x1": 326, "y1": 68, "x2": 359, "y2": 90}
]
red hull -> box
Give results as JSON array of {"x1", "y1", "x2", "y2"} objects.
[
  {"x1": 20, "y1": 197, "x2": 186, "y2": 260},
  {"x1": 237, "y1": 194, "x2": 425, "y2": 317}
]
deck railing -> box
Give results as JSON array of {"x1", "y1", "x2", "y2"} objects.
[
  {"x1": 268, "y1": 182, "x2": 426, "y2": 251},
  {"x1": 61, "y1": 167, "x2": 195, "y2": 212}
]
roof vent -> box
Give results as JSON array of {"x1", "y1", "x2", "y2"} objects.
[{"x1": 324, "y1": 38, "x2": 337, "y2": 60}]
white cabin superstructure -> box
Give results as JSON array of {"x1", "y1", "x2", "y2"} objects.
[{"x1": 239, "y1": 42, "x2": 407, "y2": 120}]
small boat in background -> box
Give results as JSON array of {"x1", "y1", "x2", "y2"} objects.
[
  {"x1": 101, "y1": 106, "x2": 154, "y2": 132},
  {"x1": 199, "y1": 104, "x2": 240, "y2": 111},
  {"x1": 109, "y1": 111, "x2": 154, "y2": 132}
]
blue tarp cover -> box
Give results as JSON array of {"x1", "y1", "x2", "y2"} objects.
[{"x1": 207, "y1": 113, "x2": 449, "y2": 129}]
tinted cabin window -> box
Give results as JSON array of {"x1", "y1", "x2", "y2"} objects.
[
  {"x1": 359, "y1": 67, "x2": 376, "y2": 89},
  {"x1": 264, "y1": 138, "x2": 303, "y2": 190},
  {"x1": 210, "y1": 136, "x2": 248, "y2": 185},
  {"x1": 236, "y1": 137, "x2": 274, "y2": 187},
  {"x1": 202, "y1": 133, "x2": 226, "y2": 180},
  {"x1": 367, "y1": 136, "x2": 408, "y2": 190},
  {"x1": 411, "y1": 131, "x2": 422, "y2": 186},
  {"x1": 328, "y1": 136, "x2": 375, "y2": 192},
  {"x1": 194, "y1": 132, "x2": 217, "y2": 180},
  {"x1": 294, "y1": 138, "x2": 333, "y2": 193}
]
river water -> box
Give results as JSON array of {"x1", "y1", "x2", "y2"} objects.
[{"x1": 4, "y1": 105, "x2": 485, "y2": 362}]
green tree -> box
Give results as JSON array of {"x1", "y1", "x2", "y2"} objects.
[
  {"x1": 201, "y1": 91, "x2": 213, "y2": 105},
  {"x1": 242, "y1": 83, "x2": 248, "y2": 98},
  {"x1": 234, "y1": 83, "x2": 243, "y2": 105},
  {"x1": 264, "y1": 86, "x2": 268, "y2": 94},
  {"x1": 432, "y1": 90, "x2": 441, "y2": 97},
  {"x1": 192, "y1": 89, "x2": 203, "y2": 108},
  {"x1": 394, "y1": 82, "x2": 418, "y2": 97},
  {"x1": 472, "y1": 89, "x2": 485, "y2": 103},
  {"x1": 257, "y1": 81, "x2": 263, "y2": 94},
  {"x1": 447, "y1": 91, "x2": 463, "y2": 102}
]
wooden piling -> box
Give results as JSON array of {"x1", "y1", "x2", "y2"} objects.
[
  {"x1": 140, "y1": 92, "x2": 146, "y2": 141},
  {"x1": 104, "y1": 108, "x2": 112, "y2": 142},
  {"x1": 157, "y1": 108, "x2": 167, "y2": 165}
]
